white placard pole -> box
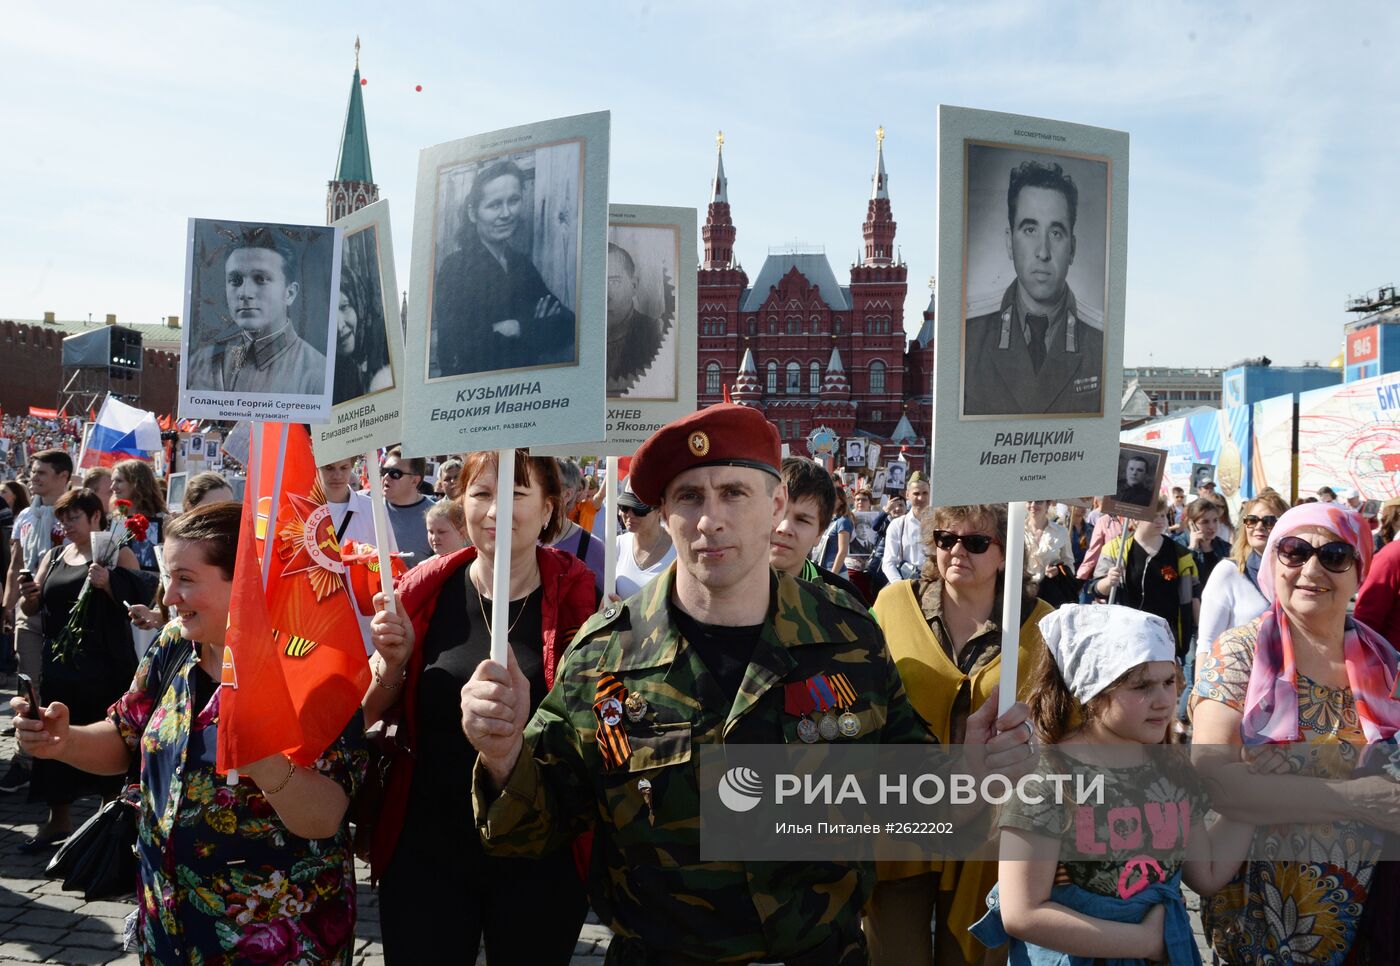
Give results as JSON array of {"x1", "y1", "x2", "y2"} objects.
[
  {"x1": 999, "y1": 501, "x2": 1029, "y2": 717},
  {"x1": 364, "y1": 452, "x2": 396, "y2": 616},
  {"x1": 490, "y1": 449, "x2": 515, "y2": 666},
  {"x1": 603, "y1": 457, "x2": 619, "y2": 600}
]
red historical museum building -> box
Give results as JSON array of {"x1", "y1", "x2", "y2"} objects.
[{"x1": 696, "y1": 130, "x2": 933, "y2": 463}]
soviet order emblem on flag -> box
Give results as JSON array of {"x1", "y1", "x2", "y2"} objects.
[{"x1": 217, "y1": 422, "x2": 371, "y2": 772}]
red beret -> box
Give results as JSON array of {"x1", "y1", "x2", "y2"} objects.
[{"x1": 629, "y1": 404, "x2": 781, "y2": 506}]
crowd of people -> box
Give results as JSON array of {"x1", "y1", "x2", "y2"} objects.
[{"x1": 0, "y1": 405, "x2": 1398, "y2": 964}]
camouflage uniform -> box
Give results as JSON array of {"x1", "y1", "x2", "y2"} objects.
[{"x1": 472, "y1": 564, "x2": 933, "y2": 965}]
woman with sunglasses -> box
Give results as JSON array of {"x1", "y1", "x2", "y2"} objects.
[
  {"x1": 1191, "y1": 503, "x2": 1400, "y2": 964},
  {"x1": 614, "y1": 485, "x2": 674, "y2": 597},
  {"x1": 867, "y1": 503, "x2": 1052, "y2": 966},
  {"x1": 1192, "y1": 490, "x2": 1290, "y2": 695},
  {"x1": 364, "y1": 451, "x2": 594, "y2": 965}
]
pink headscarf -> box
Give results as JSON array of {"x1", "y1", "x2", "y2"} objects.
[{"x1": 1241, "y1": 503, "x2": 1400, "y2": 745}]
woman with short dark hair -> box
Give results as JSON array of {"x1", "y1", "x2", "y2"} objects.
[
  {"x1": 15, "y1": 501, "x2": 366, "y2": 962},
  {"x1": 16, "y1": 488, "x2": 140, "y2": 848},
  {"x1": 366, "y1": 451, "x2": 595, "y2": 964},
  {"x1": 432, "y1": 161, "x2": 576, "y2": 375}
]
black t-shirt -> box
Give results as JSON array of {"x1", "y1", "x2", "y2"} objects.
[
  {"x1": 405, "y1": 567, "x2": 545, "y2": 853},
  {"x1": 670, "y1": 600, "x2": 762, "y2": 710}
]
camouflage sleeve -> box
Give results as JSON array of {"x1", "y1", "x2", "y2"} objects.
[{"x1": 472, "y1": 647, "x2": 597, "y2": 857}]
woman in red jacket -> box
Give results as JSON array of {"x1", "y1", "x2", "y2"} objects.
[{"x1": 364, "y1": 451, "x2": 596, "y2": 965}]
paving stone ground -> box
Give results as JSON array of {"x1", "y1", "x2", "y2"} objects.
[{"x1": 0, "y1": 675, "x2": 1210, "y2": 964}]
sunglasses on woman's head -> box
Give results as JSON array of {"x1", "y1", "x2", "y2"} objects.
[
  {"x1": 381, "y1": 467, "x2": 407, "y2": 480},
  {"x1": 1243, "y1": 514, "x2": 1278, "y2": 529},
  {"x1": 1274, "y1": 536, "x2": 1356, "y2": 574},
  {"x1": 931, "y1": 530, "x2": 996, "y2": 554}
]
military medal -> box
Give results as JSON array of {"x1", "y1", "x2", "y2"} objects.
[
  {"x1": 818, "y1": 713, "x2": 840, "y2": 741},
  {"x1": 637, "y1": 777, "x2": 655, "y2": 826},
  {"x1": 625, "y1": 691, "x2": 648, "y2": 723},
  {"x1": 838, "y1": 711, "x2": 861, "y2": 738},
  {"x1": 796, "y1": 717, "x2": 820, "y2": 744}
]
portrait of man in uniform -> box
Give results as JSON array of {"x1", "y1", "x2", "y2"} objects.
[
  {"x1": 186, "y1": 224, "x2": 333, "y2": 396},
  {"x1": 1190, "y1": 462, "x2": 1216, "y2": 496},
  {"x1": 606, "y1": 224, "x2": 678, "y2": 399},
  {"x1": 961, "y1": 146, "x2": 1109, "y2": 418},
  {"x1": 1102, "y1": 443, "x2": 1167, "y2": 520},
  {"x1": 1115, "y1": 453, "x2": 1153, "y2": 505}
]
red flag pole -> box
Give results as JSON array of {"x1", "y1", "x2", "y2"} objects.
[
  {"x1": 365, "y1": 451, "x2": 396, "y2": 616},
  {"x1": 490, "y1": 449, "x2": 515, "y2": 666}
]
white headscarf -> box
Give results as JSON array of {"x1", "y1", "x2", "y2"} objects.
[{"x1": 1038, "y1": 604, "x2": 1176, "y2": 703}]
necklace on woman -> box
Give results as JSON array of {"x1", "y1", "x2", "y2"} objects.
[
  {"x1": 469, "y1": 562, "x2": 537, "y2": 639},
  {"x1": 477, "y1": 590, "x2": 528, "y2": 639},
  {"x1": 634, "y1": 530, "x2": 670, "y2": 569}
]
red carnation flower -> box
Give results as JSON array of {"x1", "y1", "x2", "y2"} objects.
[{"x1": 126, "y1": 513, "x2": 151, "y2": 543}]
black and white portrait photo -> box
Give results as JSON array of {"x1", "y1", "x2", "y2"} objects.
[
  {"x1": 183, "y1": 220, "x2": 338, "y2": 400},
  {"x1": 1190, "y1": 462, "x2": 1216, "y2": 495},
  {"x1": 961, "y1": 143, "x2": 1110, "y2": 419},
  {"x1": 428, "y1": 141, "x2": 581, "y2": 378},
  {"x1": 885, "y1": 461, "x2": 908, "y2": 493},
  {"x1": 1101, "y1": 444, "x2": 1167, "y2": 521},
  {"x1": 333, "y1": 223, "x2": 395, "y2": 406},
  {"x1": 844, "y1": 438, "x2": 867, "y2": 468},
  {"x1": 607, "y1": 224, "x2": 678, "y2": 399}
]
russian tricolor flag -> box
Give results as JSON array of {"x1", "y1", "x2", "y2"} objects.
[{"x1": 79, "y1": 395, "x2": 161, "y2": 469}]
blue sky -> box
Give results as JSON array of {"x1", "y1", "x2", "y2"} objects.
[{"x1": 3, "y1": 1, "x2": 1395, "y2": 368}]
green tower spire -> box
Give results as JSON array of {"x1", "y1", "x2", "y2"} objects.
[{"x1": 334, "y1": 37, "x2": 373, "y2": 184}]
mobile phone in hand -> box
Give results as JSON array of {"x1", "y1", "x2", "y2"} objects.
[{"x1": 16, "y1": 673, "x2": 39, "y2": 719}]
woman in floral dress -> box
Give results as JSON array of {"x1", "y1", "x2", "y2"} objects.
[
  {"x1": 13, "y1": 502, "x2": 366, "y2": 964},
  {"x1": 1191, "y1": 503, "x2": 1400, "y2": 964}
]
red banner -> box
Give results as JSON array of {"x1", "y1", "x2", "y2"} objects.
[
  {"x1": 27, "y1": 406, "x2": 58, "y2": 419},
  {"x1": 1347, "y1": 326, "x2": 1379, "y2": 365},
  {"x1": 217, "y1": 423, "x2": 370, "y2": 772}
]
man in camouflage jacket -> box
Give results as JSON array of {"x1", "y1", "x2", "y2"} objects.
[{"x1": 460, "y1": 405, "x2": 1034, "y2": 964}]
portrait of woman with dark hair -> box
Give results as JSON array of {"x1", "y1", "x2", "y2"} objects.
[
  {"x1": 332, "y1": 231, "x2": 394, "y2": 405},
  {"x1": 430, "y1": 155, "x2": 578, "y2": 377}
]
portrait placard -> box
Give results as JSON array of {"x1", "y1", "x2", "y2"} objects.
[
  {"x1": 312, "y1": 200, "x2": 406, "y2": 463},
  {"x1": 931, "y1": 106, "x2": 1128, "y2": 505},
  {"x1": 179, "y1": 218, "x2": 341, "y2": 423},
  {"x1": 886, "y1": 460, "x2": 908, "y2": 493},
  {"x1": 871, "y1": 467, "x2": 888, "y2": 498},
  {"x1": 1100, "y1": 443, "x2": 1167, "y2": 521},
  {"x1": 1189, "y1": 462, "x2": 1217, "y2": 496},
  {"x1": 166, "y1": 472, "x2": 188, "y2": 513},
  {"x1": 844, "y1": 438, "x2": 867, "y2": 468},
  {"x1": 401, "y1": 112, "x2": 610, "y2": 455},
  {"x1": 536, "y1": 203, "x2": 697, "y2": 458}
]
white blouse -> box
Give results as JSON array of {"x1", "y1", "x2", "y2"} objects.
[{"x1": 1025, "y1": 519, "x2": 1075, "y2": 575}]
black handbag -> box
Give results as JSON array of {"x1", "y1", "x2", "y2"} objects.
[
  {"x1": 46, "y1": 636, "x2": 192, "y2": 899},
  {"x1": 46, "y1": 785, "x2": 139, "y2": 900}
]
